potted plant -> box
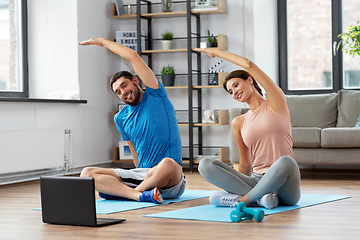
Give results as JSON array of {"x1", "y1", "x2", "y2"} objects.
[
  {"x1": 207, "y1": 30, "x2": 218, "y2": 48},
  {"x1": 161, "y1": 65, "x2": 175, "y2": 86},
  {"x1": 161, "y1": 31, "x2": 174, "y2": 50},
  {"x1": 337, "y1": 21, "x2": 360, "y2": 57},
  {"x1": 162, "y1": 0, "x2": 172, "y2": 12}
]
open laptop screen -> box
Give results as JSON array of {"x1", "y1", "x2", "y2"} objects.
[{"x1": 40, "y1": 176, "x2": 125, "y2": 227}]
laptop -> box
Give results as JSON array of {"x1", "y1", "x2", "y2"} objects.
[{"x1": 40, "y1": 176, "x2": 125, "y2": 227}]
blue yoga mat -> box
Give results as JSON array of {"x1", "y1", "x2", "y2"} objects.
[
  {"x1": 34, "y1": 189, "x2": 216, "y2": 215},
  {"x1": 144, "y1": 194, "x2": 351, "y2": 222}
]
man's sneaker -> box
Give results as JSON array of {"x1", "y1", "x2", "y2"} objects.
[
  {"x1": 257, "y1": 193, "x2": 279, "y2": 209},
  {"x1": 138, "y1": 187, "x2": 164, "y2": 204},
  {"x1": 99, "y1": 192, "x2": 128, "y2": 201},
  {"x1": 209, "y1": 191, "x2": 239, "y2": 207}
]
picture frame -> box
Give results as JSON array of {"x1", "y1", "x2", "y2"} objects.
[{"x1": 119, "y1": 141, "x2": 132, "y2": 160}]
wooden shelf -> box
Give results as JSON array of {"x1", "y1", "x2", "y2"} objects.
[
  {"x1": 141, "y1": 34, "x2": 227, "y2": 53},
  {"x1": 111, "y1": 0, "x2": 226, "y2": 19},
  {"x1": 111, "y1": 13, "x2": 137, "y2": 19},
  {"x1": 112, "y1": 11, "x2": 188, "y2": 19},
  {"x1": 142, "y1": 12, "x2": 188, "y2": 18},
  {"x1": 142, "y1": 72, "x2": 228, "y2": 89},
  {"x1": 165, "y1": 86, "x2": 188, "y2": 89},
  {"x1": 177, "y1": 109, "x2": 229, "y2": 126},
  {"x1": 111, "y1": 6, "x2": 188, "y2": 19},
  {"x1": 142, "y1": 49, "x2": 187, "y2": 54}
]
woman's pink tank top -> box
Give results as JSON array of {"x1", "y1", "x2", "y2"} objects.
[{"x1": 241, "y1": 100, "x2": 293, "y2": 174}]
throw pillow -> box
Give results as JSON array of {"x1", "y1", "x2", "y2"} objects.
[{"x1": 355, "y1": 115, "x2": 360, "y2": 128}]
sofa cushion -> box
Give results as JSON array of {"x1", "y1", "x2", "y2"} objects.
[
  {"x1": 292, "y1": 127, "x2": 321, "y2": 148},
  {"x1": 293, "y1": 148, "x2": 360, "y2": 165},
  {"x1": 337, "y1": 90, "x2": 360, "y2": 127},
  {"x1": 321, "y1": 127, "x2": 360, "y2": 148},
  {"x1": 286, "y1": 93, "x2": 338, "y2": 128}
]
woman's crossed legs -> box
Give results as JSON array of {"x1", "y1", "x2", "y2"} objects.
[{"x1": 198, "y1": 155, "x2": 301, "y2": 208}]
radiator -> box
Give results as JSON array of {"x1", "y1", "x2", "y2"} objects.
[{"x1": 0, "y1": 129, "x2": 70, "y2": 175}]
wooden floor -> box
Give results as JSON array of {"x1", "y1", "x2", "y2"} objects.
[{"x1": 1, "y1": 170, "x2": 360, "y2": 240}]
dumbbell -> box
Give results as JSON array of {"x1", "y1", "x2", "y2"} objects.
[
  {"x1": 230, "y1": 209, "x2": 254, "y2": 222},
  {"x1": 236, "y1": 202, "x2": 265, "y2": 222}
]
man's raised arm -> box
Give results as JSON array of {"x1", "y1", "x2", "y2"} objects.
[{"x1": 79, "y1": 38, "x2": 159, "y2": 89}]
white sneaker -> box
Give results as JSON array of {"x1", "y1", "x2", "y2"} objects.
[
  {"x1": 257, "y1": 193, "x2": 279, "y2": 209},
  {"x1": 209, "y1": 191, "x2": 239, "y2": 207}
]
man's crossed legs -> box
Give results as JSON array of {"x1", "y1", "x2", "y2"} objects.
[{"x1": 80, "y1": 158, "x2": 185, "y2": 204}]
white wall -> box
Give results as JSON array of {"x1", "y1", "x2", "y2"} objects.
[
  {"x1": 0, "y1": 0, "x2": 278, "y2": 170},
  {"x1": 0, "y1": 0, "x2": 117, "y2": 169},
  {"x1": 254, "y1": 0, "x2": 278, "y2": 84}
]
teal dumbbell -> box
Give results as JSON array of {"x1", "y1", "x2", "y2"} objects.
[
  {"x1": 236, "y1": 202, "x2": 265, "y2": 222},
  {"x1": 230, "y1": 210, "x2": 254, "y2": 222}
]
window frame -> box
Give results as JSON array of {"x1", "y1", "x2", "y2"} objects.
[
  {"x1": 277, "y1": 0, "x2": 352, "y2": 95},
  {"x1": 0, "y1": 0, "x2": 28, "y2": 98}
]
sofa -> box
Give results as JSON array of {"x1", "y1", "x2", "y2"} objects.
[{"x1": 229, "y1": 90, "x2": 360, "y2": 167}]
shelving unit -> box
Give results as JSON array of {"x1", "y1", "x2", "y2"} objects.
[
  {"x1": 112, "y1": 0, "x2": 228, "y2": 172},
  {"x1": 110, "y1": 0, "x2": 227, "y2": 19},
  {"x1": 142, "y1": 48, "x2": 188, "y2": 54},
  {"x1": 138, "y1": 33, "x2": 226, "y2": 54}
]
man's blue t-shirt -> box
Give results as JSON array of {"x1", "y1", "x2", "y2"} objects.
[{"x1": 114, "y1": 81, "x2": 182, "y2": 168}]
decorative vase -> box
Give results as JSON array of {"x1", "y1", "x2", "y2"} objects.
[
  {"x1": 162, "y1": 74, "x2": 175, "y2": 86},
  {"x1": 162, "y1": 0, "x2": 172, "y2": 12},
  {"x1": 162, "y1": 40, "x2": 173, "y2": 50}
]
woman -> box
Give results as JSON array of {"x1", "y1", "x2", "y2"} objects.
[{"x1": 194, "y1": 47, "x2": 301, "y2": 209}]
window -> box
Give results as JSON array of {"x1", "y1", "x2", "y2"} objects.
[
  {"x1": 278, "y1": 0, "x2": 360, "y2": 94},
  {"x1": 341, "y1": 0, "x2": 360, "y2": 89},
  {"x1": 0, "y1": 0, "x2": 28, "y2": 98}
]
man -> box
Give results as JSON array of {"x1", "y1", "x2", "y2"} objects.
[{"x1": 79, "y1": 38, "x2": 185, "y2": 203}]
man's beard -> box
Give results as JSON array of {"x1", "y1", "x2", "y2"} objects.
[{"x1": 123, "y1": 84, "x2": 141, "y2": 106}]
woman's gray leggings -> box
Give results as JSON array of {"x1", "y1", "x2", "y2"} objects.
[{"x1": 198, "y1": 155, "x2": 301, "y2": 205}]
